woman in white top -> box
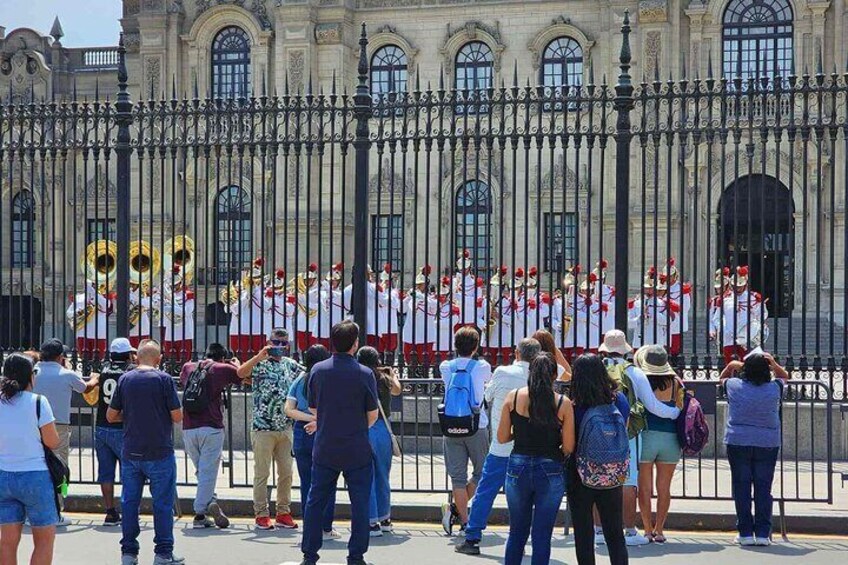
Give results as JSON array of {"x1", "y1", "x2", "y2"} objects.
[{"x1": 0, "y1": 353, "x2": 61, "y2": 564}]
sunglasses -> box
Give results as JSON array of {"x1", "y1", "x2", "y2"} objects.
[{"x1": 270, "y1": 339, "x2": 289, "y2": 347}]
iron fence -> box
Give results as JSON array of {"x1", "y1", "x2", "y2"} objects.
[{"x1": 0, "y1": 13, "x2": 847, "y2": 395}]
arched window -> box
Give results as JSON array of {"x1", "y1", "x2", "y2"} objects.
[
  {"x1": 211, "y1": 26, "x2": 251, "y2": 100},
  {"x1": 541, "y1": 37, "x2": 583, "y2": 90},
  {"x1": 455, "y1": 180, "x2": 492, "y2": 273},
  {"x1": 455, "y1": 41, "x2": 493, "y2": 114},
  {"x1": 722, "y1": 0, "x2": 793, "y2": 81},
  {"x1": 214, "y1": 186, "x2": 252, "y2": 284},
  {"x1": 11, "y1": 191, "x2": 35, "y2": 268},
  {"x1": 371, "y1": 45, "x2": 408, "y2": 103}
]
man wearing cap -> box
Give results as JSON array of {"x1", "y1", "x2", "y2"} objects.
[
  {"x1": 94, "y1": 337, "x2": 137, "y2": 527},
  {"x1": 453, "y1": 251, "x2": 481, "y2": 331},
  {"x1": 713, "y1": 266, "x2": 769, "y2": 363},
  {"x1": 315, "y1": 264, "x2": 350, "y2": 349},
  {"x1": 156, "y1": 266, "x2": 195, "y2": 364},
  {"x1": 377, "y1": 266, "x2": 401, "y2": 359},
  {"x1": 66, "y1": 281, "x2": 111, "y2": 359},
  {"x1": 598, "y1": 331, "x2": 680, "y2": 547},
  {"x1": 34, "y1": 338, "x2": 99, "y2": 523},
  {"x1": 401, "y1": 268, "x2": 437, "y2": 367}
]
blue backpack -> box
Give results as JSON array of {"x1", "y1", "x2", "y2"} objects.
[
  {"x1": 576, "y1": 403, "x2": 630, "y2": 489},
  {"x1": 438, "y1": 359, "x2": 480, "y2": 437}
]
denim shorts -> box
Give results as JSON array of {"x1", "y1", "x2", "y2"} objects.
[
  {"x1": 0, "y1": 469, "x2": 58, "y2": 527},
  {"x1": 640, "y1": 430, "x2": 681, "y2": 464},
  {"x1": 95, "y1": 426, "x2": 124, "y2": 484}
]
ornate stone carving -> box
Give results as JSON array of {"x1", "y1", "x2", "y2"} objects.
[
  {"x1": 441, "y1": 143, "x2": 503, "y2": 187},
  {"x1": 357, "y1": 0, "x2": 419, "y2": 7},
  {"x1": 314, "y1": 23, "x2": 342, "y2": 45},
  {"x1": 644, "y1": 31, "x2": 662, "y2": 80},
  {"x1": 369, "y1": 158, "x2": 415, "y2": 195},
  {"x1": 167, "y1": 0, "x2": 184, "y2": 14},
  {"x1": 288, "y1": 50, "x2": 305, "y2": 94},
  {"x1": 639, "y1": 0, "x2": 669, "y2": 24},
  {"x1": 197, "y1": 0, "x2": 246, "y2": 17},
  {"x1": 1, "y1": 50, "x2": 50, "y2": 102},
  {"x1": 123, "y1": 32, "x2": 141, "y2": 51},
  {"x1": 442, "y1": 20, "x2": 506, "y2": 73},
  {"x1": 145, "y1": 57, "x2": 161, "y2": 99},
  {"x1": 250, "y1": 0, "x2": 272, "y2": 30}
]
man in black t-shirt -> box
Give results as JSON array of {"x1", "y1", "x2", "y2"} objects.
[{"x1": 95, "y1": 337, "x2": 136, "y2": 526}]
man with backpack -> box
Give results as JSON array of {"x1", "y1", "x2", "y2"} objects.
[
  {"x1": 598, "y1": 330, "x2": 680, "y2": 546},
  {"x1": 94, "y1": 338, "x2": 137, "y2": 526},
  {"x1": 438, "y1": 326, "x2": 492, "y2": 535},
  {"x1": 179, "y1": 342, "x2": 245, "y2": 529}
]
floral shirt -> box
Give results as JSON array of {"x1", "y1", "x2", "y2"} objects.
[{"x1": 251, "y1": 357, "x2": 302, "y2": 431}]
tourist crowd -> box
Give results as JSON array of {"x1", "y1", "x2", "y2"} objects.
[{"x1": 0, "y1": 322, "x2": 789, "y2": 564}]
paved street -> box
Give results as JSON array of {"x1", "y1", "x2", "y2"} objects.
[{"x1": 13, "y1": 514, "x2": 848, "y2": 565}]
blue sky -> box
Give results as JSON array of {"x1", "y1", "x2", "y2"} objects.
[{"x1": 1, "y1": 0, "x2": 122, "y2": 47}]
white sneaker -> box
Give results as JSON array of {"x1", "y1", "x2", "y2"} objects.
[
  {"x1": 323, "y1": 529, "x2": 341, "y2": 541},
  {"x1": 735, "y1": 535, "x2": 756, "y2": 546},
  {"x1": 754, "y1": 536, "x2": 772, "y2": 546},
  {"x1": 594, "y1": 530, "x2": 606, "y2": 545},
  {"x1": 625, "y1": 531, "x2": 651, "y2": 546}
]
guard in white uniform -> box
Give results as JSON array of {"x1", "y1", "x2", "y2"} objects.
[
  {"x1": 712, "y1": 265, "x2": 769, "y2": 363},
  {"x1": 552, "y1": 268, "x2": 578, "y2": 354},
  {"x1": 67, "y1": 282, "x2": 110, "y2": 359},
  {"x1": 264, "y1": 268, "x2": 296, "y2": 341},
  {"x1": 663, "y1": 258, "x2": 692, "y2": 356},
  {"x1": 315, "y1": 263, "x2": 350, "y2": 349},
  {"x1": 485, "y1": 269, "x2": 515, "y2": 366},
  {"x1": 128, "y1": 282, "x2": 153, "y2": 348},
  {"x1": 435, "y1": 277, "x2": 460, "y2": 361},
  {"x1": 592, "y1": 259, "x2": 616, "y2": 336},
  {"x1": 401, "y1": 267, "x2": 437, "y2": 365},
  {"x1": 377, "y1": 265, "x2": 401, "y2": 357},
  {"x1": 157, "y1": 265, "x2": 195, "y2": 363},
  {"x1": 294, "y1": 263, "x2": 320, "y2": 352},
  {"x1": 227, "y1": 258, "x2": 269, "y2": 358},
  {"x1": 453, "y1": 250, "x2": 481, "y2": 330},
  {"x1": 708, "y1": 267, "x2": 730, "y2": 357},
  {"x1": 628, "y1": 271, "x2": 673, "y2": 349},
  {"x1": 523, "y1": 266, "x2": 551, "y2": 338},
  {"x1": 572, "y1": 278, "x2": 604, "y2": 356}
]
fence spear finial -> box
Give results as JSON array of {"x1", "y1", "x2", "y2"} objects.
[{"x1": 357, "y1": 22, "x2": 368, "y2": 93}]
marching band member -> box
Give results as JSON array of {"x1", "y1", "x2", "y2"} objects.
[
  {"x1": 128, "y1": 281, "x2": 153, "y2": 348},
  {"x1": 592, "y1": 259, "x2": 616, "y2": 336},
  {"x1": 377, "y1": 265, "x2": 402, "y2": 357},
  {"x1": 401, "y1": 267, "x2": 437, "y2": 366},
  {"x1": 524, "y1": 266, "x2": 551, "y2": 337},
  {"x1": 664, "y1": 258, "x2": 692, "y2": 356},
  {"x1": 628, "y1": 268, "x2": 674, "y2": 349},
  {"x1": 511, "y1": 268, "x2": 530, "y2": 344},
  {"x1": 712, "y1": 265, "x2": 769, "y2": 363},
  {"x1": 315, "y1": 263, "x2": 350, "y2": 349},
  {"x1": 294, "y1": 263, "x2": 320, "y2": 351},
  {"x1": 158, "y1": 265, "x2": 195, "y2": 363},
  {"x1": 365, "y1": 264, "x2": 387, "y2": 348},
  {"x1": 453, "y1": 250, "x2": 481, "y2": 331},
  {"x1": 435, "y1": 276, "x2": 460, "y2": 362},
  {"x1": 225, "y1": 257, "x2": 270, "y2": 358},
  {"x1": 708, "y1": 267, "x2": 730, "y2": 355},
  {"x1": 572, "y1": 277, "x2": 605, "y2": 358},
  {"x1": 484, "y1": 268, "x2": 514, "y2": 366},
  {"x1": 264, "y1": 268, "x2": 296, "y2": 341},
  {"x1": 552, "y1": 266, "x2": 578, "y2": 355},
  {"x1": 66, "y1": 282, "x2": 111, "y2": 359}
]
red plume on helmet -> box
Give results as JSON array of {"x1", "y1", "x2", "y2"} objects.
[
  {"x1": 659, "y1": 274, "x2": 668, "y2": 284},
  {"x1": 515, "y1": 267, "x2": 525, "y2": 278},
  {"x1": 384, "y1": 262, "x2": 392, "y2": 273},
  {"x1": 254, "y1": 257, "x2": 265, "y2": 267},
  {"x1": 463, "y1": 249, "x2": 470, "y2": 259},
  {"x1": 308, "y1": 262, "x2": 318, "y2": 273},
  {"x1": 588, "y1": 272, "x2": 598, "y2": 283},
  {"x1": 648, "y1": 266, "x2": 656, "y2": 277},
  {"x1": 422, "y1": 264, "x2": 432, "y2": 276},
  {"x1": 276, "y1": 268, "x2": 286, "y2": 279},
  {"x1": 333, "y1": 262, "x2": 344, "y2": 272},
  {"x1": 529, "y1": 266, "x2": 538, "y2": 277},
  {"x1": 441, "y1": 276, "x2": 451, "y2": 287},
  {"x1": 499, "y1": 265, "x2": 508, "y2": 276},
  {"x1": 172, "y1": 265, "x2": 181, "y2": 275},
  {"x1": 574, "y1": 264, "x2": 582, "y2": 274},
  {"x1": 668, "y1": 257, "x2": 676, "y2": 267},
  {"x1": 599, "y1": 259, "x2": 609, "y2": 269},
  {"x1": 738, "y1": 266, "x2": 749, "y2": 277},
  {"x1": 475, "y1": 276, "x2": 484, "y2": 287},
  {"x1": 723, "y1": 267, "x2": 731, "y2": 276}
]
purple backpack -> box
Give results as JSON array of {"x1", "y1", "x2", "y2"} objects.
[{"x1": 675, "y1": 383, "x2": 709, "y2": 456}]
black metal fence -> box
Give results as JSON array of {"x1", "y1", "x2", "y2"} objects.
[{"x1": 0, "y1": 13, "x2": 847, "y2": 402}]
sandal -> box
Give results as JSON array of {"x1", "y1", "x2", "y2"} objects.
[
  {"x1": 653, "y1": 533, "x2": 667, "y2": 544},
  {"x1": 644, "y1": 532, "x2": 655, "y2": 543}
]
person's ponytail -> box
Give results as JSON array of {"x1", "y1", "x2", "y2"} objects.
[{"x1": 0, "y1": 353, "x2": 34, "y2": 402}]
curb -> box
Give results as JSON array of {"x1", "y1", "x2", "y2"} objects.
[{"x1": 65, "y1": 495, "x2": 847, "y2": 536}]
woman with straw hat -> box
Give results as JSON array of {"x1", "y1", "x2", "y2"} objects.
[{"x1": 633, "y1": 345, "x2": 682, "y2": 544}]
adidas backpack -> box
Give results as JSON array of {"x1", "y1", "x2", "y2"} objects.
[
  {"x1": 576, "y1": 403, "x2": 631, "y2": 489},
  {"x1": 183, "y1": 361, "x2": 212, "y2": 415},
  {"x1": 438, "y1": 359, "x2": 480, "y2": 438}
]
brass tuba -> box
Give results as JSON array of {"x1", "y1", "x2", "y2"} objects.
[
  {"x1": 83, "y1": 240, "x2": 118, "y2": 293},
  {"x1": 129, "y1": 240, "x2": 161, "y2": 290},
  {"x1": 162, "y1": 235, "x2": 195, "y2": 286}
]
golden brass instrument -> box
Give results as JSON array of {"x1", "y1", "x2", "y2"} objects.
[
  {"x1": 83, "y1": 240, "x2": 117, "y2": 290},
  {"x1": 220, "y1": 281, "x2": 241, "y2": 308},
  {"x1": 70, "y1": 303, "x2": 96, "y2": 332},
  {"x1": 162, "y1": 235, "x2": 195, "y2": 286},
  {"x1": 129, "y1": 240, "x2": 161, "y2": 290}
]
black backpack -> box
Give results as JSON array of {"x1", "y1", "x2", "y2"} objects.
[{"x1": 183, "y1": 361, "x2": 211, "y2": 414}]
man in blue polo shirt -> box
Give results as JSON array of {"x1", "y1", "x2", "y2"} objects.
[{"x1": 300, "y1": 320, "x2": 379, "y2": 565}]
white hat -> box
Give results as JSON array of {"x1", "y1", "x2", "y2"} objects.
[
  {"x1": 733, "y1": 265, "x2": 749, "y2": 287},
  {"x1": 110, "y1": 337, "x2": 136, "y2": 354},
  {"x1": 273, "y1": 269, "x2": 287, "y2": 290},
  {"x1": 513, "y1": 267, "x2": 526, "y2": 289},
  {"x1": 456, "y1": 250, "x2": 472, "y2": 271},
  {"x1": 414, "y1": 265, "x2": 432, "y2": 286},
  {"x1": 714, "y1": 267, "x2": 728, "y2": 290},
  {"x1": 593, "y1": 259, "x2": 609, "y2": 282},
  {"x1": 250, "y1": 257, "x2": 265, "y2": 280},
  {"x1": 663, "y1": 258, "x2": 679, "y2": 281},
  {"x1": 439, "y1": 276, "x2": 453, "y2": 294},
  {"x1": 527, "y1": 266, "x2": 538, "y2": 288},
  {"x1": 305, "y1": 262, "x2": 319, "y2": 280},
  {"x1": 598, "y1": 330, "x2": 632, "y2": 355}
]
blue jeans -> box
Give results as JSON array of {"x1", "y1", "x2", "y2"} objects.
[
  {"x1": 120, "y1": 454, "x2": 177, "y2": 558},
  {"x1": 368, "y1": 419, "x2": 393, "y2": 524},
  {"x1": 183, "y1": 427, "x2": 224, "y2": 515},
  {"x1": 504, "y1": 454, "x2": 565, "y2": 565},
  {"x1": 302, "y1": 462, "x2": 372, "y2": 563},
  {"x1": 94, "y1": 426, "x2": 124, "y2": 484},
  {"x1": 465, "y1": 453, "x2": 509, "y2": 542},
  {"x1": 293, "y1": 422, "x2": 335, "y2": 531},
  {"x1": 0, "y1": 469, "x2": 58, "y2": 527},
  {"x1": 727, "y1": 444, "x2": 779, "y2": 538}
]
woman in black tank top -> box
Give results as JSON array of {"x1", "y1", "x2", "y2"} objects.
[{"x1": 496, "y1": 353, "x2": 575, "y2": 565}]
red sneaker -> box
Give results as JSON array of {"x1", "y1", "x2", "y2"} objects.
[
  {"x1": 275, "y1": 513, "x2": 298, "y2": 529},
  {"x1": 254, "y1": 516, "x2": 275, "y2": 530}
]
